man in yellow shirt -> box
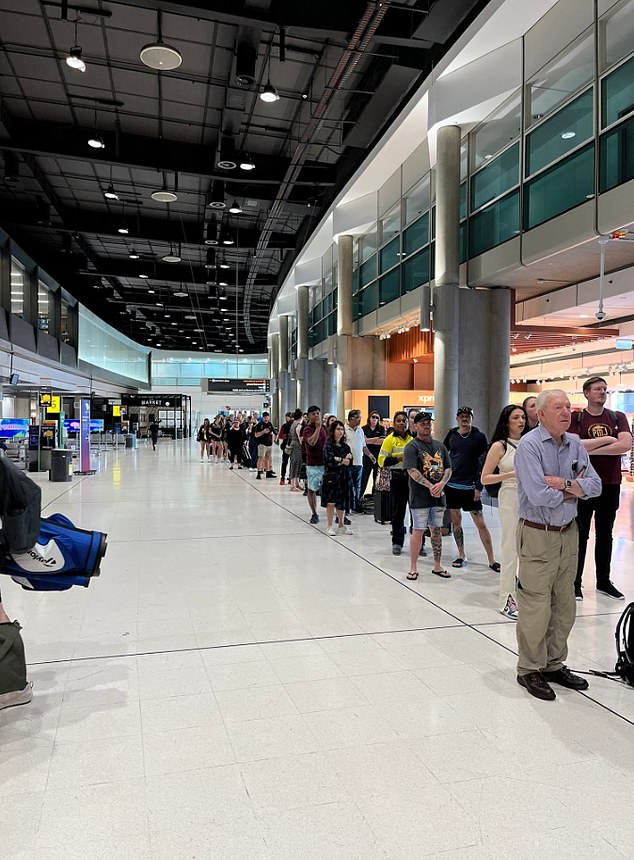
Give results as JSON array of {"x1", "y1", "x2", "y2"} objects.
[{"x1": 378, "y1": 411, "x2": 413, "y2": 555}]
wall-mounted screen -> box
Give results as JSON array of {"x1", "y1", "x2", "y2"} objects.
[
  {"x1": 63, "y1": 418, "x2": 105, "y2": 433},
  {"x1": 0, "y1": 418, "x2": 30, "y2": 440}
]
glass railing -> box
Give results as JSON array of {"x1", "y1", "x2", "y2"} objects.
[
  {"x1": 525, "y1": 143, "x2": 594, "y2": 229},
  {"x1": 469, "y1": 190, "x2": 520, "y2": 256},
  {"x1": 526, "y1": 89, "x2": 593, "y2": 176},
  {"x1": 600, "y1": 113, "x2": 634, "y2": 191},
  {"x1": 471, "y1": 142, "x2": 519, "y2": 212}
]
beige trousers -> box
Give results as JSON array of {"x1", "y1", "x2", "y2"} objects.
[
  {"x1": 515, "y1": 521, "x2": 578, "y2": 676},
  {"x1": 498, "y1": 486, "x2": 518, "y2": 611}
]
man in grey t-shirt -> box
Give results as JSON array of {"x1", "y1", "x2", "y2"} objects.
[{"x1": 403, "y1": 412, "x2": 451, "y2": 581}]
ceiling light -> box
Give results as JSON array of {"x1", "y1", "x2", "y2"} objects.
[
  {"x1": 139, "y1": 38, "x2": 182, "y2": 71},
  {"x1": 219, "y1": 258, "x2": 230, "y2": 269},
  {"x1": 66, "y1": 45, "x2": 86, "y2": 73},
  {"x1": 139, "y1": 273, "x2": 149, "y2": 279},
  {"x1": 173, "y1": 290, "x2": 187, "y2": 297},
  {"x1": 185, "y1": 314, "x2": 196, "y2": 320},
  {"x1": 260, "y1": 81, "x2": 279, "y2": 103},
  {"x1": 222, "y1": 231, "x2": 234, "y2": 246},
  {"x1": 561, "y1": 131, "x2": 576, "y2": 140},
  {"x1": 129, "y1": 249, "x2": 140, "y2": 259},
  {"x1": 88, "y1": 133, "x2": 105, "y2": 149},
  {"x1": 219, "y1": 280, "x2": 228, "y2": 286},
  {"x1": 162, "y1": 244, "x2": 181, "y2": 263},
  {"x1": 204, "y1": 223, "x2": 218, "y2": 245},
  {"x1": 239, "y1": 153, "x2": 255, "y2": 171},
  {"x1": 148, "y1": 288, "x2": 155, "y2": 294},
  {"x1": 219, "y1": 296, "x2": 227, "y2": 301},
  {"x1": 104, "y1": 184, "x2": 119, "y2": 200},
  {"x1": 117, "y1": 223, "x2": 129, "y2": 234},
  {"x1": 216, "y1": 137, "x2": 237, "y2": 170},
  {"x1": 579, "y1": 314, "x2": 590, "y2": 318},
  {"x1": 156, "y1": 301, "x2": 163, "y2": 307},
  {"x1": 229, "y1": 199, "x2": 242, "y2": 214},
  {"x1": 151, "y1": 188, "x2": 178, "y2": 203}
]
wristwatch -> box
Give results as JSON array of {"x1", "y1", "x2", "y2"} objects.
[{"x1": 564, "y1": 479, "x2": 572, "y2": 491}]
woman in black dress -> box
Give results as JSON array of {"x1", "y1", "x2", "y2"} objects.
[{"x1": 321, "y1": 420, "x2": 354, "y2": 536}]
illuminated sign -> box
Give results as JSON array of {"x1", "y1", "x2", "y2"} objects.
[{"x1": 46, "y1": 395, "x2": 61, "y2": 413}]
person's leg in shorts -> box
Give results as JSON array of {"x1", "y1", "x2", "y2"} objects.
[
  {"x1": 256, "y1": 443, "x2": 267, "y2": 476},
  {"x1": 306, "y1": 466, "x2": 324, "y2": 521},
  {"x1": 445, "y1": 485, "x2": 467, "y2": 565},
  {"x1": 409, "y1": 507, "x2": 449, "y2": 578}
]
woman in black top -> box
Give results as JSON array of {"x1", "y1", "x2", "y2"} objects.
[
  {"x1": 226, "y1": 418, "x2": 245, "y2": 469},
  {"x1": 360, "y1": 411, "x2": 386, "y2": 498},
  {"x1": 209, "y1": 416, "x2": 223, "y2": 461},
  {"x1": 197, "y1": 418, "x2": 212, "y2": 461},
  {"x1": 321, "y1": 420, "x2": 354, "y2": 536}
]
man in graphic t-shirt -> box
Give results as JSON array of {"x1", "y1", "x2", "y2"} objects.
[
  {"x1": 404, "y1": 412, "x2": 452, "y2": 581},
  {"x1": 254, "y1": 412, "x2": 277, "y2": 479},
  {"x1": 568, "y1": 376, "x2": 631, "y2": 601}
]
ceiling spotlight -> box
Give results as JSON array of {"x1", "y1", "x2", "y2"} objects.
[
  {"x1": 222, "y1": 231, "x2": 234, "y2": 246},
  {"x1": 140, "y1": 10, "x2": 183, "y2": 71},
  {"x1": 88, "y1": 132, "x2": 105, "y2": 149},
  {"x1": 139, "y1": 273, "x2": 149, "y2": 279},
  {"x1": 260, "y1": 81, "x2": 279, "y2": 103},
  {"x1": 117, "y1": 223, "x2": 129, "y2": 234},
  {"x1": 561, "y1": 131, "x2": 576, "y2": 140},
  {"x1": 66, "y1": 45, "x2": 86, "y2": 73},
  {"x1": 229, "y1": 199, "x2": 242, "y2": 214},
  {"x1": 219, "y1": 258, "x2": 230, "y2": 269},
  {"x1": 104, "y1": 183, "x2": 118, "y2": 200},
  {"x1": 219, "y1": 296, "x2": 228, "y2": 301},
  {"x1": 147, "y1": 288, "x2": 155, "y2": 294},
  {"x1": 162, "y1": 243, "x2": 181, "y2": 263},
  {"x1": 129, "y1": 249, "x2": 140, "y2": 259},
  {"x1": 185, "y1": 314, "x2": 196, "y2": 320},
  {"x1": 239, "y1": 153, "x2": 255, "y2": 171},
  {"x1": 205, "y1": 249, "x2": 216, "y2": 269}
]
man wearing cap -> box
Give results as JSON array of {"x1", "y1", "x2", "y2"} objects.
[
  {"x1": 514, "y1": 389, "x2": 601, "y2": 700},
  {"x1": 403, "y1": 412, "x2": 452, "y2": 580},
  {"x1": 443, "y1": 407, "x2": 499, "y2": 571},
  {"x1": 568, "y1": 376, "x2": 631, "y2": 601}
]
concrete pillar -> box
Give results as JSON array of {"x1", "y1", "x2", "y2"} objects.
[
  {"x1": 432, "y1": 125, "x2": 461, "y2": 440},
  {"x1": 270, "y1": 333, "x2": 280, "y2": 425},
  {"x1": 277, "y1": 315, "x2": 289, "y2": 419},
  {"x1": 324, "y1": 362, "x2": 337, "y2": 417},
  {"x1": 296, "y1": 285, "x2": 309, "y2": 409},
  {"x1": 487, "y1": 289, "x2": 511, "y2": 436},
  {"x1": 336, "y1": 235, "x2": 353, "y2": 420}
]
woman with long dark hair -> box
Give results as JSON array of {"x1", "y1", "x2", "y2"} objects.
[
  {"x1": 196, "y1": 417, "x2": 212, "y2": 461},
  {"x1": 481, "y1": 404, "x2": 527, "y2": 620},
  {"x1": 321, "y1": 420, "x2": 354, "y2": 536}
]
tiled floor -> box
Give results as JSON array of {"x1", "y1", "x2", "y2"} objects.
[{"x1": 2, "y1": 439, "x2": 633, "y2": 858}]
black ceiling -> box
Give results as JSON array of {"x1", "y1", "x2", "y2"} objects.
[{"x1": 0, "y1": 0, "x2": 490, "y2": 353}]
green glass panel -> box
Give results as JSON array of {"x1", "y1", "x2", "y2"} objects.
[
  {"x1": 327, "y1": 313, "x2": 337, "y2": 336},
  {"x1": 379, "y1": 236, "x2": 400, "y2": 273},
  {"x1": 352, "y1": 267, "x2": 360, "y2": 294},
  {"x1": 430, "y1": 241, "x2": 435, "y2": 281},
  {"x1": 359, "y1": 281, "x2": 379, "y2": 316},
  {"x1": 353, "y1": 292, "x2": 361, "y2": 319},
  {"x1": 379, "y1": 269, "x2": 400, "y2": 306},
  {"x1": 403, "y1": 213, "x2": 429, "y2": 255},
  {"x1": 402, "y1": 248, "x2": 430, "y2": 294},
  {"x1": 468, "y1": 190, "x2": 520, "y2": 257},
  {"x1": 525, "y1": 144, "x2": 594, "y2": 230},
  {"x1": 360, "y1": 256, "x2": 376, "y2": 287},
  {"x1": 600, "y1": 114, "x2": 634, "y2": 191},
  {"x1": 459, "y1": 182, "x2": 467, "y2": 221},
  {"x1": 471, "y1": 143, "x2": 519, "y2": 211},
  {"x1": 602, "y1": 55, "x2": 634, "y2": 128},
  {"x1": 459, "y1": 222, "x2": 467, "y2": 265},
  {"x1": 526, "y1": 89, "x2": 593, "y2": 176}
]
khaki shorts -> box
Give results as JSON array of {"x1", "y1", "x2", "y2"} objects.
[{"x1": 257, "y1": 444, "x2": 271, "y2": 457}]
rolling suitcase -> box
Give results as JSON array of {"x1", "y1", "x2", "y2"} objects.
[{"x1": 373, "y1": 489, "x2": 392, "y2": 524}]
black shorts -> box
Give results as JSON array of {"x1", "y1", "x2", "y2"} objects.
[{"x1": 444, "y1": 485, "x2": 482, "y2": 512}]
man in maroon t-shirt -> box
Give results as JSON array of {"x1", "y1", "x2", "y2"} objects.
[
  {"x1": 301, "y1": 405, "x2": 326, "y2": 525},
  {"x1": 569, "y1": 376, "x2": 631, "y2": 601}
]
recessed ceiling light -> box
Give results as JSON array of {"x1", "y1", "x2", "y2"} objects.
[
  {"x1": 579, "y1": 314, "x2": 590, "y2": 318},
  {"x1": 561, "y1": 131, "x2": 576, "y2": 140},
  {"x1": 185, "y1": 314, "x2": 196, "y2": 320},
  {"x1": 139, "y1": 41, "x2": 182, "y2": 71},
  {"x1": 219, "y1": 296, "x2": 227, "y2": 301},
  {"x1": 173, "y1": 290, "x2": 187, "y2": 297},
  {"x1": 147, "y1": 288, "x2": 155, "y2": 294},
  {"x1": 162, "y1": 249, "x2": 181, "y2": 263},
  {"x1": 156, "y1": 301, "x2": 163, "y2": 306}
]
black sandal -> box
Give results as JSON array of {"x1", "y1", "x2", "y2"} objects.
[
  {"x1": 452, "y1": 558, "x2": 467, "y2": 568},
  {"x1": 406, "y1": 571, "x2": 419, "y2": 580},
  {"x1": 489, "y1": 562, "x2": 501, "y2": 573}
]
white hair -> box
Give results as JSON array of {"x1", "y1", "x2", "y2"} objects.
[{"x1": 535, "y1": 389, "x2": 568, "y2": 411}]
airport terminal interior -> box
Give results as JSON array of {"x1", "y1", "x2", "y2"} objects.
[{"x1": 1, "y1": 0, "x2": 634, "y2": 856}]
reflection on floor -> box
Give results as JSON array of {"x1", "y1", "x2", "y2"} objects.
[{"x1": 1, "y1": 440, "x2": 633, "y2": 858}]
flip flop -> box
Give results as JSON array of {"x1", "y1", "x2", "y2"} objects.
[
  {"x1": 452, "y1": 558, "x2": 467, "y2": 568},
  {"x1": 406, "y1": 571, "x2": 419, "y2": 580},
  {"x1": 489, "y1": 562, "x2": 501, "y2": 573},
  {"x1": 431, "y1": 569, "x2": 451, "y2": 578}
]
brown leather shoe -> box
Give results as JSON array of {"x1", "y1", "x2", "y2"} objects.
[
  {"x1": 541, "y1": 666, "x2": 589, "y2": 690},
  {"x1": 517, "y1": 672, "x2": 556, "y2": 700}
]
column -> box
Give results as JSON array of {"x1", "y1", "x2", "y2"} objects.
[
  {"x1": 487, "y1": 289, "x2": 511, "y2": 435},
  {"x1": 336, "y1": 235, "x2": 353, "y2": 419},
  {"x1": 277, "y1": 314, "x2": 289, "y2": 422},
  {"x1": 296, "y1": 285, "x2": 309, "y2": 409},
  {"x1": 432, "y1": 125, "x2": 461, "y2": 440},
  {"x1": 269, "y1": 333, "x2": 280, "y2": 425}
]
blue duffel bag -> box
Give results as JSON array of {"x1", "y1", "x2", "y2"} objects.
[{"x1": 1, "y1": 513, "x2": 107, "y2": 591}]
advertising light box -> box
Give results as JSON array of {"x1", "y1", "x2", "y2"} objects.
[{"x1": 0, "y1": 418, "x2": 30, "y2": 440}]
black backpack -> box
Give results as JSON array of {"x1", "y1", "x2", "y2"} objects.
[{"x1": 589, "y1": 602, "x2": 634, "y2": 687}]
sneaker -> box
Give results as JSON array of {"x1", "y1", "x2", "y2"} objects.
[
  {"x1": 597, "y1": 581, "x2": 625, "y2": 600},
  {"x1": 309, "y1": 513, "x2": 319, "y2": 525},
  {"x1": 338, "y1": 525, "x2": 354, "y2": 535},
  {"x1": 326, "y1": 526, "x2": 337, "y2": 536},
  {"x1": 279, "y1": 478, "x2": 285, "y2": 486},
  {"x1": 0, "y1": 681, "x2": 33, "y2": 712},
  {"x1": 343, "y1": 516, "x2": 351, "y2": 525},
  {"x1": 266, "y1": 471, "x2": 276, "y2": 478},
  {"x1": 248, "y1": 467, "x2": 256, "y2": 472},
  {"x1": 575, "y1": 585, "x2": 583, "y2": 601},
  {"x1": 500, "y1": 594, "x2": 519, "y2": 621},
  {"x1": 392, "y1": 545, "x2": 402, "y2": 556},
  {"x1": 229, "y1": 465, "x2": 233, "y2": 470},
  {"x1": 238, "y1": 465, "x2": 243, "y2": 470},
  {"x1": 256, "y1": 472, "x2": 262, "y2": 480}
]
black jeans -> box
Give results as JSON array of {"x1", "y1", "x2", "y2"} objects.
[
  {"x1": 280, "y1": 445, "x2": 289, "y2": 480},
  {"x1": 575, "y1": 483, "x2": 621, "y2": 588},
  {"x1": 390, "y1": 472, "x2": 409, "y2": 548}
]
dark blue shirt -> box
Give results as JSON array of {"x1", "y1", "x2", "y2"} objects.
[{"x1": 442, "y1": 426, "x2": 488, "y2": 490}]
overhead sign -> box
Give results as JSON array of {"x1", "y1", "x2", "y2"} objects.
[
  {"x1": 46, "y1": 395, "x2": 61, "y2": 413},
  {"x1": 113, "y1": 404, "x2": 121, "y2": 417},
  {"x1": 40, "y1": 393, "x2": 52, "y2": 407},
  {"x1": 206, "y1": 378, "x2": 269, "y2": 393}
]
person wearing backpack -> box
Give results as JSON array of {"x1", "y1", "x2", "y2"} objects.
[
  {"x1": 568, "y1": 376, "x2": 631, "y2": 601},
  {"x1": 481, "y1": 405, "x2": 527, "y2": 620},
  {"x1": 0, "y1": 588, "x2": 33, "y2": 712}
]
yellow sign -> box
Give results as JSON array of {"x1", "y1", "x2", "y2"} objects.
[
  {"x1": 46, "y1": 395, "x2": 61, "y2": 413},
  {"x1": 40, "y1": 393, "x2": 52, "y2": 407},
  {"x1": 113, "y1": 404, "x2": 121, "y2": 417}
]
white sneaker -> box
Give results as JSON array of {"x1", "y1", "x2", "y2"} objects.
[
  {"x1": 499, "y1": 594, "x2": 519, "y2": 621},
  {"x1": 338, "y1": 525, "x2": 354, "y2": 536},
  {"x1": 0, "y1": 681, "x2": 33, "y2": 711},
  {"x1": 326, "y1": 526, "x2": 337, "y2": 536}
]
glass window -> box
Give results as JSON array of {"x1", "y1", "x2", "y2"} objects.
[
  {"x1": 37, "y1": 281, "x2": 49, "y2": 331},
  {"x1": 379, "y1": 204, "x2": 401, "y2": 245},
  {"x1": 528, "y1": 32, "x2": 594, "y2": 127},
  {"x1": 472, "y1": 92, "x2": 521, "y2": 170},
  {"x1": 379, "y1": 236, "x2": 400, "y2": 273},
  {"x1": 404, "y1": 176, "x2": 430, "y2": 226},
  {"x1": 527, "y1": 89, "x2": 594, "y2": 175},
  {"x1": 359, "y1": 281, "x2": 379, "y2": 316},
  {"x1": 602, "y1": 0, "x2": 634, "y2": 71},
  {"x1": 10, "y1": 258, "x2": 24, "y2": 318},
  {"x1": 379, "y1": 269, "x2": 400, "y2": 306},
  {"x1": 471, "y1": 143, "x2": 519, "y2": 211},
  {"x1": 602, "y1": 55, "x2": 634, "y2": 128},
  {"x1": 353, "y1": 292, "x2": 361, "y2": 319},
  {"x1": 600, "y1": 113, "x2": 634, "y2": 191},
  {"x1": 360, "y1": 256, "x2": 377, "y2": 288},
  {"x1": 459, "y1": 222, "x2": 467, "y2": 265},
  {"x1": 402, "y1": 248, "x2": 430, "y2": 294},
  {"x1": 468, "y1": 190, "x2": 520, "y2": 257},
  {"x1": 459, "y1": 182, "x2": 467, "y2": 221},
  {"x1": 359, "y1": 231, "x2": 377, "y2": 263},
  {"x1": 525, "y1": 144, "x2": 594, "y2": 230},
  {"x1": 403, "y1": 213, "x2": 429, "y2": 256}
]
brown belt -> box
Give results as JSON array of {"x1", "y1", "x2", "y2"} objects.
[{"x1": 521, "y1": 519, "x2": 575, "y2": 533}]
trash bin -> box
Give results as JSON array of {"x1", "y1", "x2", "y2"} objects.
[
  {"x1": 125, "y1": 435, "x2": 137, "y2": 449},
  {"x1": 50, "y1": 448, "x2": 73, "y2": 482},
  {"x1": 176, "y1": 428, "x2": 183, "y2": 440}
]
